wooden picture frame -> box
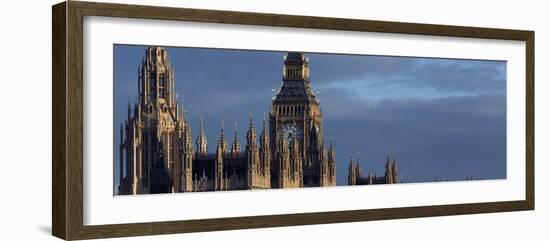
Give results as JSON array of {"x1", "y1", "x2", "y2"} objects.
[{"x1": 52, "y1": 1, "x2": 534, "y2": 240}]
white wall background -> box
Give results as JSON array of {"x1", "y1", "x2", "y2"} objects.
[{"x1": 0, "y1": 0, "x2": 547, "y2": 240}]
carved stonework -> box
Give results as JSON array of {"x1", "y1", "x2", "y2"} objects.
[{"x1": 118, "y1": 48, "x2": 336, "y2": 194}]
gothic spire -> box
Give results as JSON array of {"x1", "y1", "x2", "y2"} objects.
[
  {"x1": 246, "y1": 114, "x2": 257, "y2": 150},
  {"x1": 220, "y1": 119, "x2": 225, "y2": 139},
  {"x1": 392, "y1": 156, "x2": 398, "y2": 183},
  {"x1": 196, "y1": 114, "x2": 207, "y2": 156},
  {"x1": 348, "y1": 156, "x2": 354, "y2": 173},
  {"x1": 217, "y1": 120, "x2": 228, "y2": 154},
  {"x1": 385, "y1": 154, "x2": 393, "y2": 184},
  {"x1": 231, "y1": 122, "x2": 241, "y2": 154},
  {"x1": 348, "y1": 155, "x2": 356, "y2": 185},
  {"x1": 259, "y1": 113, "x2": 269, "y2": 150},
  {"x1": 219, "y1": 120, "x2": 225, "y2": 143},
  {"x1": 355, "y1": 160, "x2": 362, "y2": 177},
  {"x1": 200, "y1": 114, "x2": 205, "y2": 134},
  {"x1": 392, "y1": 160, "x2": 398, "y2": 170}
]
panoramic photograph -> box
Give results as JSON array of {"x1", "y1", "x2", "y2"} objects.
[{"x1": 113, "y1": 45, "x2": 506, "y2": 195}]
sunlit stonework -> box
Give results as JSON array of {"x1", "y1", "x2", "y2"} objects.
[{"x1": 118, "y1": 47, "x2": 395, "y2": 194}]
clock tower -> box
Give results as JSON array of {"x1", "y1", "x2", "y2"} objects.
[{"x1": 269, "y1": 52, "x2": 335, "y2": 188}]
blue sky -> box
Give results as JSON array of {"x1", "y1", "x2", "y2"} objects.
[{"x1": 114, "y1": 45, "x2": 506, "y2": 188}]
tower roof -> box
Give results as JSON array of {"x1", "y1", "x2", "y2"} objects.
[
  {"x1": 274, "y1": 52, "x2": 318, "y2": 104},
  {"x1": 284, "y1": 52, "x2": 309, "y2": 64}
]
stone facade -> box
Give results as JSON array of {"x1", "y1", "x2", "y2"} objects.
[
  {"x1": 118, "y1": 47, "x2": 183, "y2": 195},
  {"x1": 118, "y1": 47, "x2": 337, "y2": 194}
]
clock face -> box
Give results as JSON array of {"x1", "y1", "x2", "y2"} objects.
[{"x1": 283, "y1": 123, "x2": 303, "y2": 143}]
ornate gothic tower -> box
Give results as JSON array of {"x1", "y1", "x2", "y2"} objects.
[
  {"x1": 215, "y1": 122, "x2": 228, "y2": 191},
  {"x1": 196, "y1": 116, "x2": 208, "y2": 159},
  {"x1": 269, "y1": 52, "x2": 335, "y2": 188},
  {"x1": 119, "y1": 46, "x2": 186, "y2": 194},
  {"x1": 119, "y1": 48, "x2": 342, "y2": 195},
  {"x1": 391, "y1": 156, "x2": 399, "y2": 184},
  {"x1": 245, "y1": 116, "x2": 270, "y2": 189}
]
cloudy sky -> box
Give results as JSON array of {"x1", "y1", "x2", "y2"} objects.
[{"x1": 114, "y1": 45, "x2": 507, "y2": 188}]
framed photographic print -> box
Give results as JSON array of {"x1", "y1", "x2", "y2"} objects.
[{"x1": 52, "y1": 1, "x2": 534, "y2": 240}]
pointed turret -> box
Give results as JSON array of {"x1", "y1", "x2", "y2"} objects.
[
  {"x1": 214, "y1": 120, "x2": 227, "y2": 191},
  {"x1": 195, "y1": 114, "x2": 208, "y2": 157},
  {"x1": 183, "y1": 120, "x2": 193, "y2": 156},
  {"x1": 385, "y1": 154, "x2": 393, "y2": 184},
  {"x1": 319, "y1": 140, "x2": 329, "y2": 186},
  {"x1": 246, "y1": 115, "x2": 257, "y2": 150},
  {"x1": 231, "y1": 122, "x2": 241, "y2": 156},
  {"x1": 355, "y1": 160, "x2": 362, "y2": 179},
  {"x1": 246, "y1": 115, "x2": 263, "y2": 189},
  {"x1": 320, "y1": 141, "x2": 327, "y2": 165},
  {"x1": 328, "y1": 139, "x2": 335, "y2": 162},
  {"x1": 216, "y1": 120, "x2": 228, "y2": 154},
  {"x1": 259, "y1": 114, "x2": 271, "y2": 180}
]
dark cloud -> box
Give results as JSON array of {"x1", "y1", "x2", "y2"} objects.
[{"x1": 309, "y1": 53, "x2": 506, "y2": 95}]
